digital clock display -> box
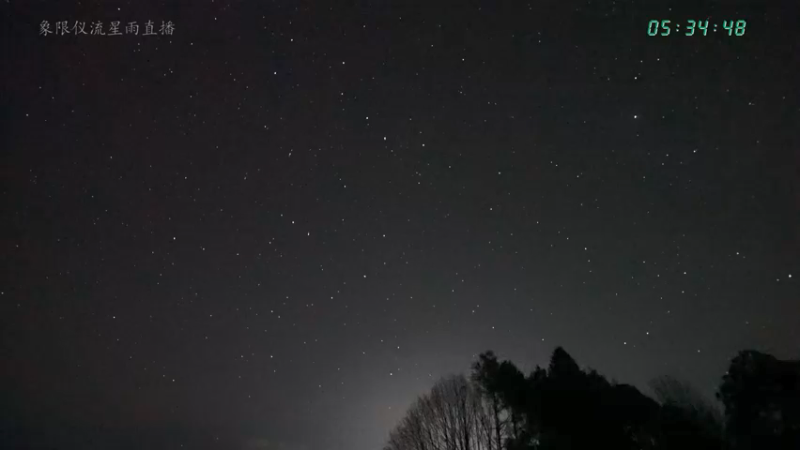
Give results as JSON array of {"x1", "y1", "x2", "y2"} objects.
[{"x1": 648, "y1": 20, "x2": 747, "y2": 37}]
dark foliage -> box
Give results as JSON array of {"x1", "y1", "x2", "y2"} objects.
[
  {"x1": 717, "y1": 350, "x2": 800, "y2": 449},
  {"x1": 386, "y1": 347, "x2": 800, "y2": 450}
]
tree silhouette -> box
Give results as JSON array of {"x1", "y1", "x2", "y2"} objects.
[
  {"x1": 717, "y1": 350, "x2": 800, "y2": 449},
  {"x1": 470, "y1": 347, "x2": 659, "y2": 449},
  {"x1": 648, "y1": 375, "x2": 725, "y2": 450},
  {"x1": 385, "y1": 347, "x2": 800, "y2": 450},
  {"x1": 384, "y1": 374, "x2": 496, "y2": 450},
  {"x1": 471, "y1": 352, "x2": 508, "y2": 450}
]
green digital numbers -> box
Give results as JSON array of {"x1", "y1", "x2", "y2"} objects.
[
  {"x1": 722, "y1": 20, "x2": 734, "y2": 35},
  {"x1": 660, "y1": 20, "x2": 671, "y2": 36},
  {"x1": 647, "y1": 20, "x2": 671, "y2": 36},
  {"x1": 735, "y1": 20, "x2": 747, "y2": 36},
  {"x1": 685, "y1": 20, "x2": 708, "y2": 36},
  {"x1": 725, "y1": 20, "x2": 747, "y2": 36},
  {"x1": 650, "y1": 19, "x2": 747, "y2": 37},
  {"x1": 647, "y1": 20, "x2": 659, "y2": 36},
  {"x1": 697, "y1": 20, "x2": 709, "y2": 35}
]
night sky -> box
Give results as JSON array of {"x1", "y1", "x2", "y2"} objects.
[{"x1": 2, "y1": 1, "x2": 799, "y2": 449}]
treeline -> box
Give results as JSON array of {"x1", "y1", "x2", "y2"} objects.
[{"x1": 384, "y1": 348, "x2": 799, "y2": 450}]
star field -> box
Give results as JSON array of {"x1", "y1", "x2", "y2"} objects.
[{"x1": 2, "y1": 1, "x2": 799, "y2": 450}]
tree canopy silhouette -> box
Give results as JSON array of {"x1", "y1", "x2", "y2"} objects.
[
  {"x1": 717, "y1": 350, "x2": 800, "y2": 449},
  {"x1": 385, "y1": 347, "x2": 800, "y2": 450}
]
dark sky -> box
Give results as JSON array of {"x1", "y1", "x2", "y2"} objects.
[{"x1": 2, "y1": 1, "x2": 799, "y2": 449}]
